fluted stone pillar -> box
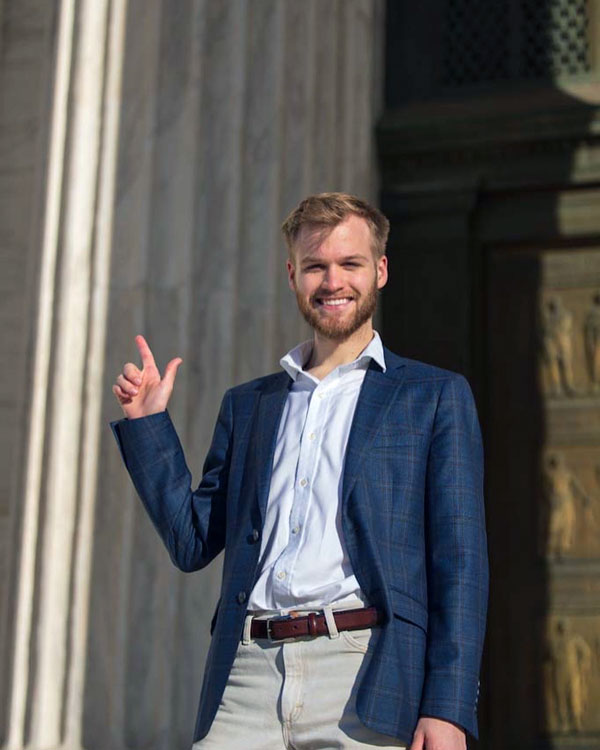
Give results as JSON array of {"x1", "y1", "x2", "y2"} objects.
[
  {"x1": 0, "y1": 1, "x2": 384, "y2": 748},
  {"x1": 2, "y1": 0, "x2": 128, "y2": 748}
]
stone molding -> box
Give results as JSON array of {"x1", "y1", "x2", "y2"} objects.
[{"x1": 378, "y1": 85, "x2": 600, "y2": 190}]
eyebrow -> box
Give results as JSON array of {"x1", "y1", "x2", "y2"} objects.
[{"x1": 300, "y1": 255, "x2": 368, "y2": 265}]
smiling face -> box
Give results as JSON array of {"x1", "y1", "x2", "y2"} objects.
[{"x1": 287, "y1": 214, "x2": 388, "y2": 342}]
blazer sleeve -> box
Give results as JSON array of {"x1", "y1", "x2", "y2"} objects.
[
  {"x1": 110, "y1": 390, "x2": 233, "y2": 572},
  {"x1": 419, "y1": 374, "x2": 489, "y2": 738}
]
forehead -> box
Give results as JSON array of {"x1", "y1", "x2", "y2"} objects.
[{"x1": 294, "y1": 215, "x2": 373, "y2": 261}]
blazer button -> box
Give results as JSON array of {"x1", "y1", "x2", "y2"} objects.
[
  {"x1": 248, "y1": 529, "x2": 260, "y2": 544},
  {"x1": 237, "y1": 591, "x2": 247, "y2": 604}
]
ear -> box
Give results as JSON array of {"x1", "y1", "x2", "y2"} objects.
[
  {"x1": 376, "y1": 255, "x2": 388, "y2": 290},
  {"x1": 286, "y1": 259, "x2": 296, "y2": 291}
]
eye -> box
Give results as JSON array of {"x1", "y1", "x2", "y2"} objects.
[{"x1": 304, "y1": 264, "x2": 324, "y2": 271}]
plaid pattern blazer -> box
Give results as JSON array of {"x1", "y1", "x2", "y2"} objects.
[{"x1": 112, "y1": 348, "x2": 488, "y2": 744}]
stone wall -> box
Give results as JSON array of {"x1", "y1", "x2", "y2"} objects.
[
  {"x1": 0, "y1": 1, "x2": 385, "y2": 747},
  {"x1": 380, "y1": 2, "x2": 600, "y2": 745}
]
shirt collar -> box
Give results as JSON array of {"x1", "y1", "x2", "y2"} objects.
[{"x1": 280, "y1": 331, "x2": 386, "y2": 382}]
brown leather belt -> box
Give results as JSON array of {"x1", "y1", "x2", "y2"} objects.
[{"x1": 249, "y1": 606, "x2": 383, "y2": 641}]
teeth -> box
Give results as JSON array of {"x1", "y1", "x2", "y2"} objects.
[{"x1": 321, "y1": 298, "x2": 350, "y2": 306}]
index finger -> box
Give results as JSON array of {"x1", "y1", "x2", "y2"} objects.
[{"x1": 135, "y1": 334, "x2": 156, "y2": 368}]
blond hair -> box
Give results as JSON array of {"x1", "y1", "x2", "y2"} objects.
[{"x1": 281, "y1": 192, "x2": 390, "y2": 260}]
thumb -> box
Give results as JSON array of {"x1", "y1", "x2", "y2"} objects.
[
  {"x1": 409, "y1": 731, "x2": 424, "y2": 750},
  {"x1": 162, "y1": 357, "x2": 183, "y2": 388}
]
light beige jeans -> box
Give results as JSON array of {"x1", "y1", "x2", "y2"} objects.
[{"x1": 192, "y1": 608, "x2": 406, "y2": 749}]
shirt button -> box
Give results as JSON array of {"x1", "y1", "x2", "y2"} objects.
[
  {"x1": 309, "y1": 432, "x2": 316, "y2": 441},
  {"x1": 237, "y1": 591, "x2": 247, "y2": 604},
  {"x1": 291, "y1": 526, "x2": 300, "y2": 534},
  {"x1": 300, "y1": 478, "x2": 308, "y2": 487},
  {"x1": 317, "y1": 393, "x2": 325, "y2": 400},
  {"x1": 248, "y1": 529, "x2": 260, "y2": 543},
  {"x1": 277, "y1": 571, "x2": 286, "y2": 580}
]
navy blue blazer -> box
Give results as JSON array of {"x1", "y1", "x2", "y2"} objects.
[{"x1": 111, "y1": 348, "x2": 488, "y2": 744}]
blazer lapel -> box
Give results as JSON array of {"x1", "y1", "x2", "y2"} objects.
[
  {"x1": 341, "y1": 356, "x2": 407, "y2": 504},
  {"x1": 254, "y1": 371, "x2": 292, "y2": 523}
]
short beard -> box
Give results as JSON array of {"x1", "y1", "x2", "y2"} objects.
[{"x1": 295, "y1": 279, "x2": 379, "y2": 342}]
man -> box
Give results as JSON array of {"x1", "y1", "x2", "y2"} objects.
[{"x1": 112, "y1": 193, "x2": 488, "y2": 749}]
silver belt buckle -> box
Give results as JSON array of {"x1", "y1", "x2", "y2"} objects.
[{"x1": 265, "y1": 613, "x2": 295, "y2": 641}]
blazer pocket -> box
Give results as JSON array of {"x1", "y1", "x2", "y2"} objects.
[
  {"x1": 389, "y1": 587, "x2": 428, "y2": 633},
  {"x1": 371, "y1": 432, "x2": 426, "y2": 452}
]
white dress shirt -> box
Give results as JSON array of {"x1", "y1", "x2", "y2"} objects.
[{"x1": 247, "y1": 332, "x2": 387, "y2": 612}]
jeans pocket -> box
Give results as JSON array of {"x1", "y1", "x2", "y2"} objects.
[{"x1": 339, "y1": 627, "x2": 374, "y2": 653}]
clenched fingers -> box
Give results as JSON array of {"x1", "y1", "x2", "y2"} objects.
[
  {"x1": 112, "y1": 384, "x2": 132, "y2": 404},
  {"x1": 116, "y1": 373, "x2": 138, "y2": 396},
  {"x1": 123, "y1": 362, "x2": 142, "y2": 385}
]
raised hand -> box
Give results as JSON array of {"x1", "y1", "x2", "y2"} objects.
[{"x1": 112, "y1": 335, "x2": 183, "y2": 419}]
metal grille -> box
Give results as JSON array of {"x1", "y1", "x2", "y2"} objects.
[
  {"x1": 520, "y1": 0, "x2": 590, "y2": 78},
  {"x1": 443, "y1": 0, "x2": 511, "y2": 86},
  {"x1": 443, "y1": 0, "x2": 591, "y2": 88}
]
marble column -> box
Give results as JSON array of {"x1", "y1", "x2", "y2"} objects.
[
  {"x1": 0, "y1": 1, "x2": 385, "y2": 748},
  {"x1": 2, "y1": 0, "x2": 128, "y2": 747}
]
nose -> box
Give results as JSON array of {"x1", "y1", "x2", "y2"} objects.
[{"x1": 321, "y1": 264, "x2": 343, "y2": 291}]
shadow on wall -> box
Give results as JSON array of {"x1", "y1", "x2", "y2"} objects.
[{"x1": 380, "y1": 0, "x2": 600, "y2": 747}]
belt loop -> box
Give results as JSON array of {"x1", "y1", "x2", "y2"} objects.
[
  {"x1": 242, "y1": 613, "x2": 254, "y2": 645},
  {"x1": 323, "y1": 605, "x2": 339, "y2": 639}
]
